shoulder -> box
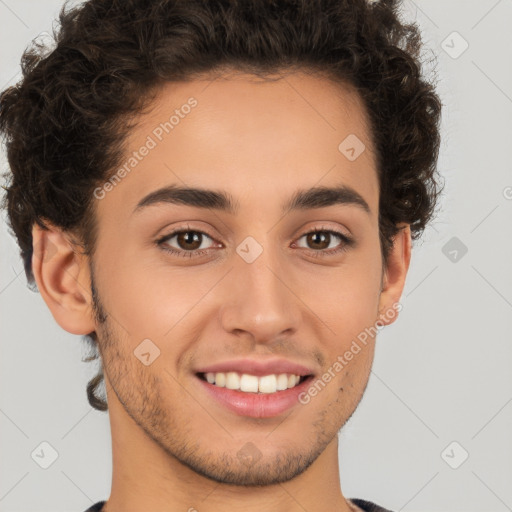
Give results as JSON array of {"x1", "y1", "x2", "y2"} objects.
[
  {"x1": 350, "y1": 498, "x2": 395, "y2": 512},
  {"x1": 82, "y1": 501, "x2": 106, "y2": 512}
]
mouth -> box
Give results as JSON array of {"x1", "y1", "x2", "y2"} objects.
[
  {"x1": 196, "y1": 371, "x2": 311, "y2": 394},
  {"x1": 195, "y1": 371, "x2": 315, "y2": 418}
]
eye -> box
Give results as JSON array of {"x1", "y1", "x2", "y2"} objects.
[
  {"x1": 293, "y1": 228, "x2": 354, "y2": 257},
  {"x1": 157, "y1": 227, "x2": 218, "y2": 258}
]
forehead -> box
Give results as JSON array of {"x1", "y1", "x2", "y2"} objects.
[{"x1": 97, "y1": 71, "x2": 379, "y2": 218}]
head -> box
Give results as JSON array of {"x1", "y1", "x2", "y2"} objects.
[{"x1": 0, "y1": 0, "x2": 442, "y2": 487}]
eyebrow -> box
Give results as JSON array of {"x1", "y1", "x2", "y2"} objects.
[{"x1": 132, "y1": 183, "x2": 371, "y2": 216}]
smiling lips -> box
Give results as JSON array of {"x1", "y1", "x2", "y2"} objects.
[
  {"x1": 194, "y1": 357, "x2": 316, "y2": 418},
  {"x1": 199, "y1": 371, "x2": 304, "y2": 393}
]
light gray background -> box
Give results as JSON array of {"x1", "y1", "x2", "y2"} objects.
[{"x1": 1, "y1": 1, "x2": 511, "y2": 511}]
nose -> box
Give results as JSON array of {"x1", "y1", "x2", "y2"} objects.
[{"x1": 219, "y1": 243, "x2": 302, "y2": 344}]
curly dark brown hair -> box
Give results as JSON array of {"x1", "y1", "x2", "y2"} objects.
[{"x1": 0, "y1": 0, "x2": 443, "y2": 411}]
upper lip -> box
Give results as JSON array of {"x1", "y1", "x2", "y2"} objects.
[{"x1": 195, "y1": 358, "x2": 316, "y2": 377}]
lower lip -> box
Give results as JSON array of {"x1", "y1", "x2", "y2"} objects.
[{"x1": 196, "y1": 375, "x2": 314, "y2": 418}]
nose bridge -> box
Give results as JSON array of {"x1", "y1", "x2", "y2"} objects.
[{"x1": 220, "y1": 237, "x2": 301, "y2": 340}]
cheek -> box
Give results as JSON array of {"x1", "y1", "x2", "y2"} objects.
[
  {"x1": 98, "y1": 250, "x2": 223, "y2": 341},
  {"x1": 307, "y1": 261, "x2": 380, "y2": 384},
  {"x1": 310, "y1": 267, "x2": 381, "y2": 340}
]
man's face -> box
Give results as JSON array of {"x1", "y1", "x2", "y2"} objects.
[{"x1": 90, "y1": 71, "x2": 390, "y2": 486}]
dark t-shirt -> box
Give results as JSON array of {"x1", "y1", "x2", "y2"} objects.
[{"x1": 84, "y1": 497, "x2": 393, "y2": 511}]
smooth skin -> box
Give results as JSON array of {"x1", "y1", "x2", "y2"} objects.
[{"x1": 31, "y1": 71, "x2": 411, "y2": 512}]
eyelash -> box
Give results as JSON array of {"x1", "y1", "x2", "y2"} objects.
[{"x1": 156, "y1": 225, "x2": 355, "y2": 259}]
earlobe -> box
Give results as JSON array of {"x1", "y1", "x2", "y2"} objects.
[
  {"x1": 377, "y1": 224, "x2": 412, "y2": 327},
  {"x1": 31, "y1": 222, "x2": 96, "y2": 335}
]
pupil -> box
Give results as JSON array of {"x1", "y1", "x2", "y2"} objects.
[
  {"x1": 309, "y1": 232, "x2": 329, "y2": 250},
  {"x1": 179, "y1": 231, "x2": 201, "y2": 250}
]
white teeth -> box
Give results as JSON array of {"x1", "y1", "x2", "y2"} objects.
[
  {"x1": 225, "y1": 372, "x2": 240, "y2": 390},
  {"x1": 215, "y1": 372, "x2": 226, "y2": 387},
  {"x1": 258, "y1": 374, "x2": 277, "y2": 393},
  {"x1": 240, "y1": 374, "x2": 259, "y2": 392},
  {"x1": 203, "y1": 371, "x2": 304, "y2": 393},
  {"x1": 276, "y1": 373, "x2": 289, "y2": 391}
]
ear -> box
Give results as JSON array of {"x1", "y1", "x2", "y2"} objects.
[
  {"x1": 377, "y1": 223, "x2": 412, "y2": 327},
  {"x1": 31, "y1": 221, "x2": 96, "y2": 335}
]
